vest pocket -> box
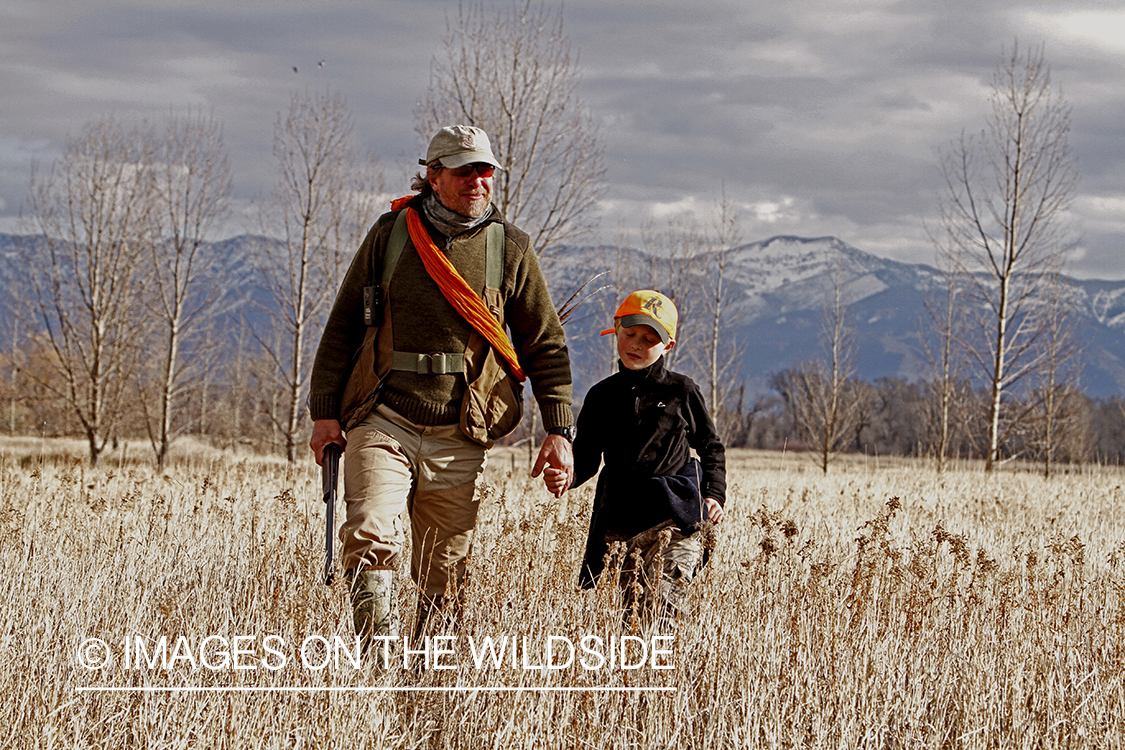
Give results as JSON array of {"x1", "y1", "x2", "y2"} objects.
[
  {"x1": 461, "y1": 345, "x2": 524, "y2": 447},
  {"x1": 340, "y1": 326, "x2": 384, "y2": 431}
]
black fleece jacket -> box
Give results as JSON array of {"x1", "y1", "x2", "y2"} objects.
[{"x1": 572, "y1": 356, "x2": 726, "y2": 587}]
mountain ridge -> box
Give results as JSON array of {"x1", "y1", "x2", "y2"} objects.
[
  {"x1": 3, "y1": 231, "x2": 1124, "y2": 401},
  {"x1": 542, "y1": 234, "x2": 1125, "y2": 400}
]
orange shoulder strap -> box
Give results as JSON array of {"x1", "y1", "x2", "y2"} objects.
[{"x1": 396, "y1": 201, "x2": 526, "y2": 382}]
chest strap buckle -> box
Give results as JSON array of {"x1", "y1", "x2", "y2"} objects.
[{"x1": 391, "y1": 351, "x2": 465, "y2": 375}]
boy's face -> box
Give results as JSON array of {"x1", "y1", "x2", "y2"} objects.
[{"x1": 615, "y1": 322, "x2": 674, "y2": 370}]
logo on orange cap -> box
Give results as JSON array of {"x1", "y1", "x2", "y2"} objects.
[{"x1": 600, "y1": 290, "x2": 678, "y2": 344}]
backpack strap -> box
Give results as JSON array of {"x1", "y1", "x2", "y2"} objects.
[
  {"x1": 485, "y1": 221, "x2": 504, "y2": 291},
  {"x1": 384, "y1": 210, "x2": 410, "y2": 285}
]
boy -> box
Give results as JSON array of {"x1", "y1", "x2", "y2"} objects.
[{"x1": 544, "y1": 290, "x2": 725, "y2": 622}]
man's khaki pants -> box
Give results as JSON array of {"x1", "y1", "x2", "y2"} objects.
[{"x1": 339, "y1": 404, "x2": 486, "y2": 597}]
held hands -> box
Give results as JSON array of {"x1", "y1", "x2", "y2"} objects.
[
  {"x1": 532, "y1": 433, "x2": 573, "y2": 498},
  {"x1": 542, "y1": 467, "x2": 570, "y2": 497}
]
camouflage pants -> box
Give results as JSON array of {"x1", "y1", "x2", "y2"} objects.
[{"x1": 607, "y1": 520, "x2": 702, "y2": 623}]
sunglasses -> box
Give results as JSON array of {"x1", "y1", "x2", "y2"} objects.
[{"x1": 437, "y1": 163, "x2": 496, "y2": 178}]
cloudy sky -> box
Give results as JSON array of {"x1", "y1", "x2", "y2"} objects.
[{"x1": 2, "y1": 0, "x2": 1124, "y2": 278}]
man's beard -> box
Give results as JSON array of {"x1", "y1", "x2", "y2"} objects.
[{"x1": 463, "y1": 199, "x2": 489, "y2": 218}]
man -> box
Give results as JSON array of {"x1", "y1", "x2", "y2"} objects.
[{"x1": 308, "y1": 125, "x2": 575, "y2": 646}]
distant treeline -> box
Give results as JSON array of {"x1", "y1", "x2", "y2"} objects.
[
  {"x1": 5, "y1": 354, "x2": 1124, "y2": 467},
  {"x1": 709, "y1": 372, "x2": 1125, "y2": 467}
]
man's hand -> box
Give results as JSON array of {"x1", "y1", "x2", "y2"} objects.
[
  {"x1": 310, "y1": 418, "x2": 346, "y2": 466},
  {"x1": 531, "y1": 433, "x2": 573, "y2": 498}
]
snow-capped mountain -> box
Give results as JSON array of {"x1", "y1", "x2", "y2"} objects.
[
  {"x1": 542, "y1": 235, "x2": 1125, "y2": 400},
  {"x1": 4, "y1": 232, "x2": 1124, "y2": 400}
]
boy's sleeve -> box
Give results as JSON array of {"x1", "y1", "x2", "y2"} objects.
[{"x1": 687, "y1": 384, "x2": 726, "y2": 505}]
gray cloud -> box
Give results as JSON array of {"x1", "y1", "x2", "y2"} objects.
[{"x1": 1, "y1": 0, "x2": 1123, "y2": 278}]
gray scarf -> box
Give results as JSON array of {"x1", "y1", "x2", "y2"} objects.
[{"x1": 423, "y1": 191, "x2": 493, "y2": 238}]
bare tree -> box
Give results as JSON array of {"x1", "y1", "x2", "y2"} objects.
[
  {"x1": 637, "y1": 214, "x2": 704, "y2": 373},
  {"x1": 2, "y1": 334, "x2": 77, "y2": 437},
  {"x1": 936, "y1": 42, "x2": 1077, "y2": 471},
  {"x1": 205, "y1": 322, "x2": 254, "y2": 445},
  {"x1": 918, "y1": 249, "x2": 967, "y2": 472},
  {"x1": 771, "y1": 262, "x2": 860, "y2": 473},
  {"x1": 21, "y1": 118, "x2": 153, "y2": 466},
  {"x1": 1030, "y1": 266, "x2": 1084, "y2": 476},
  {"x1": 700, "y1": 190, "x2": 743, "y2": 442},
  {"x1": 416, "y1": 0, "x2": 606, "y2": 255},
  {"x1": 255, "y1": 90, "x2": 382, "y2": 463},
  {"x1": 772, "y1": 364, "x2": 857, "y2": 474},
  {"x1": 1, "y1": 317, "x2": 26, "y2": 434},
  {"x1": 140, "y1": 110, "x2": 232, "y2": 471}
]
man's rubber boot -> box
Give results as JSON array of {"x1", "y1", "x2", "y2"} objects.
[{"x1": 349, "y1": 568, "x2": 398, "y2": 661}]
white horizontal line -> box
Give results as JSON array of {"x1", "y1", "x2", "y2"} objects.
[{"x1": 76, "y1": 686, "x2": 675, "y2": 693}]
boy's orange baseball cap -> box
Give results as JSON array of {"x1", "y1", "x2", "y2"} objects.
[{"x1": 600, "y1": 290, "x2": 678, "y2": 344}]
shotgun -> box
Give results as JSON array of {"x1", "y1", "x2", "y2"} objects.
[{"x1": 322, "y1": 443, "x2": 341, "y2": 585}]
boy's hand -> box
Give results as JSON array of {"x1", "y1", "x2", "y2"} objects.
[
  {"x1": 704, "y1": 497, "x2": 723, "y2": 524},
  {"x1": 542, "y1": 467, "x2": 570, "y2": 497}
]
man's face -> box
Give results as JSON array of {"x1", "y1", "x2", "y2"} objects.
[
  {"x1": 615, "y1": 322, "x2": 673, "y2": 370},
  {"x1": 430, "y1": 163, "x2": 494, "y2": 218}
]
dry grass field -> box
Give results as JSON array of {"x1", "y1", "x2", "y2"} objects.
[{"x1": 2, "y1": 436, "x2": 1125, "y2": 748}]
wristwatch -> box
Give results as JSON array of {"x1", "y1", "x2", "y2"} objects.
[{"x1": 546, "y1": 425, "x2": 576, "y2": 443}]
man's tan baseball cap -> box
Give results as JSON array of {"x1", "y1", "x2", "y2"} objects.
[{"x1": 421, "y1": 125, "x2": 502, "y2": 169}]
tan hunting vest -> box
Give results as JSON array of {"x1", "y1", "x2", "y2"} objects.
[{"x1": 338, "y1": 212, "x2": 523, "y2": 448}]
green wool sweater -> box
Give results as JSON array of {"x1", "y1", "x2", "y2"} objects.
[{"x1": 308, "y1": 196, "x2": 574, "y2": 431}]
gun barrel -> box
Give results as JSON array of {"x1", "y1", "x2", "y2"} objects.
[{"x1": 322, "y1": 444, "x2": 341, "y2": 585}]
